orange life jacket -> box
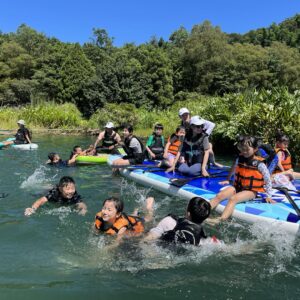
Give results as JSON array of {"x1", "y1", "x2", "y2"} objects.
[
  {"x1": 168, "y1": 135, "x2": 182, "y2": 156},
  {"x1": 234, "y1": 155, "x2": 265, "y2": 193},
  {"x1": 273, "y1": 148, "x2": 292, "y2": 173},
  {"x1": 94, "y1": 212, "x2": 145, "y2": 235}
]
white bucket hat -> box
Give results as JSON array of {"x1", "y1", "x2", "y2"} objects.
[
  {"x1": 17, "y1": 119, "x2": 25, "y2": 125},
  {"x1": 178, "y1": 107, "x2": 190, "y2": 116},
  {"x1": 104, "y1": 122, "x2": 114, "y2": 128}
]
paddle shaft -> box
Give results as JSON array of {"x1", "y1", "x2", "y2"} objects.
[
  {"x1": 170, "y1": 171, "x2": 228, "y2": 187},
  {"x1": 275, "y1": 187, "x2": 300, "y2": 217}
]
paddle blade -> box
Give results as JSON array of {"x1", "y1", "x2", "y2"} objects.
[{"x1": 170, "y1": 178, "x2": 194, "y2": 187}]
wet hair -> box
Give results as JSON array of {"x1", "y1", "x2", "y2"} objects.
[
  {"x1": 154, "y1": 123, "x2": 164, "y2": 130},
  {"x1": 123, "y1": 124, "x2": 133, "y2": 133},
  {"x1": 236, "y1": 135, "x2": 260, "y2": 150},
  {"x1": 48, "y1": 152, "x2": 58, "y2": 162},
  {"x1": 73, "y1": 145, "x2": 81, "y2": 152},
  {"x1": 69, "y1": 145, "x2": 82, "y2": 159},
  {"x1": 58, "y1": 176, "x2": 75, "y2": 188},
  {"x1": 102, "y1": 197, "x2": 124, "y2": 213},
  {"x1": 175, "y1": 126, "x2": 186, "y2": 134},
  {"x1": 187, "y1": 197, "x2": 211, "y2": 224}
]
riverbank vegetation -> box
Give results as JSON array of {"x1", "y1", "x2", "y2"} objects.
[{"x1": 0, "y1": 15, "x2": 300, "y2": 159}]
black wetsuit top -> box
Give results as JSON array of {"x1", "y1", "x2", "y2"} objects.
[{"x1": 45, "y1": 187, "x2": 82, "y2": 205}]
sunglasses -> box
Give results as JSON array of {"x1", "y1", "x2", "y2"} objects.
[
  {"x1": 155, "y1": 127, "x2": 163, "y2": 130},
  {"x1": 192, "y1": 125, "x2": 204, "y2": 129}
]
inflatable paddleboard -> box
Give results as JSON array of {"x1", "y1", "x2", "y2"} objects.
[
  {"x1": 0, "y1": 137, "x2": 38, "y2": 150},
  {"x1": 108, "y1": 155, "x2": 300, "y2": 236}
]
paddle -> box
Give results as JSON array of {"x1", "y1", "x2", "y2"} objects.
[
  {"x1": 273, "y1": 187, "x2": 300, "y2": 217},
  {"x1": 142, "y1": 167, "x2": 164, "y2": 173},
  {"x1": 170, "y1": 171, "x2": 228, "y2": 187},
  {"x1": 111, "y1": 164, "x2": 160, "y2": 170}
]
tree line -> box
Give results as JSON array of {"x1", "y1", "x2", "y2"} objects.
[{"x1": 0, "y1": 14, "x2": 300, "y2": 118}]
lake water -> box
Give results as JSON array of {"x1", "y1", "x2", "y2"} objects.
[{"x1": 0, "y1": 135, "x2": 299, "y2": 300}]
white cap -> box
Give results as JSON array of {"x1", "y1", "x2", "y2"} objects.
[
  {"x1": 178, "y1": 107, "x2": 190, "y2": 116},
  {"x1": 104, "y1": 122, "x2": 114, "y2": 128},
  {"x1": 17, "y1": 119, "x2": 25, "y2": 125},
  {"x1": 190, "y1": 116, "x2": 205, "y2": 126}
]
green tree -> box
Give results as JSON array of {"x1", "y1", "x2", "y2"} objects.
[
  {"x1": 59, "y1": 43, "x2": 95, "y2": 102},
  {"x1": 182, "y1": 21, "x2": 231, "y2": 94}
]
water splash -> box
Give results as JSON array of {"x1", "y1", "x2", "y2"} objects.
[
  {"x1": 20, "y1": 165, "x2": 57, "y2": 190},
  {"x1": 249, "y1": 221, "x2": 298, "y2": 275}
]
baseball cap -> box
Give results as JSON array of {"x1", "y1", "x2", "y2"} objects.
[
  {"x1": 104, "y1": 122, "x2": 114, "y2": 128},
  {"x1": 178, "y1": 108, "x2": 190, "y2": 116},
  {"x1": 17, "y1": 119, "x2": 25, "y2": 125},
  {"x1": 190, "y1": 116, "x2": 205, "y2": 126}
]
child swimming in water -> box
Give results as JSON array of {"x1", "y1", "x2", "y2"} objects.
[
  {"x1": 46, "y1": 152, "x2": 76, "y2": 167},
  {"x1": 145, "y1": 197, "x2": 222, "y2": 246},
  {"x1": 94, "y1": 196, "x2": 154, "y2": 239},
  {"x1": 24, "y1": 176, "x2": 87, "y2": 216}
]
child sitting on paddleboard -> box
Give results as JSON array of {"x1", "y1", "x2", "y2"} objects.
[
  {"x1": 94, "y1": 196, "x2": 154, "y2": 239},
  {"x1": 159, "y1": 126, "x2": 186, "y2": 173},
  {"x1": 144, "y1": 197, "x2": 222, "y2": 246},
  {"x1": 273, "y1": 132, "x2": 300, "y2": 179},
  {"x1": 24, "y1": 176, "x2": 87, "y2": 216},
  {"x1": 145, "y1": 123, "x2": 165, "y2": 161},
  {"x1": 207, "y1": 136, "x2": 275, "y2": 224}
]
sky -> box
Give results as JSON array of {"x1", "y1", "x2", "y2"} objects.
[{"x1": 0, "y1": 0, "x2": 299, "y2": 46}]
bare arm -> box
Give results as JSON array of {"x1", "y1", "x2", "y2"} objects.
[
  {"x1": 24, "y1": 196, "x2": 48, "y2": 216},
  {"x1": 201, "y1": 149, "x2": 210, "y2": 176},
  {"x1": 146, "y1": 146, "x2": 156, "y2": 159},
  {"x1": 25, "y1": 133, "x2": 31, "y2": 144},
  {"x1": 94, "y1": 132, "x2": 105, "y2": 148},
  {"x1": 68, "y1": 154, "x2": 78, "y2": 165},
  {"x1": 276, "y1": 152, "x2": 285, "y2": 172},
  {"x1": 76, "y1": 202, "x2": 87, "y2": 215}
]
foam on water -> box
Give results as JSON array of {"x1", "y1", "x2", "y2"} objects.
[{"x1": 44, "y1": 206, "x2": 74, "y2": 222}]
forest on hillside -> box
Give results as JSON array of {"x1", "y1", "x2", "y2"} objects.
[{"x1": 0, "y1": 14, "x2": 300, "y2": 118}]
